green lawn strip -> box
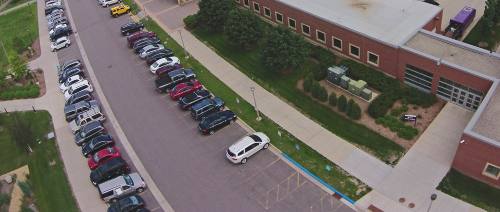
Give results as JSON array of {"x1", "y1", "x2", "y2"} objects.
[
  {"x1": 0, "y1": 3, "x2": 38, "y2": 71},
  {"x1": 438, "y1": 168, "x2": 500, "y2": 212},
  {"x1": 121, "y1": 0, "x2": 140, "y2": 14},
  {"x1": 0, "y1": 111, "x2": 79, "y2": 212},
  {"x1": 191, "y1": 28, "x2": 404, "y2": 162},
  {"x1": 0, "y1": 0, "x2": 33, "y2": 12},
  {"x1": 141, "y1": 18, "x2": 371, "y2": 201},
  {"x1": 463, "y1": 18, "x2": 500, "y2": 51}
]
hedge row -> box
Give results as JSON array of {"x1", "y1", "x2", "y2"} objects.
[
  {"x1": 337, "y1": 59, "x2": 400, "y2": 92},
  {"x1": 307, "y1": 44, "x2": 336, "y2": 81},
  {"x1": 0, "y1": 84, "x2": 40, "y2": 100},
  {"x1": 376, "y1": 115, "x2": 419, "y2": 140}
]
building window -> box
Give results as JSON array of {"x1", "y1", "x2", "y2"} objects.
[
  {"x1": 316, "y1": 30, "x2": 326, "y2": 43},
  {"x1": 288, "y1": 18, "x2": 296, "y2": 30},
  {"x1": 253, "y1": 3, "x2": 260, "y2": 12},
  {"x1": 404, "y1": 64, "x2": 433, "y2": 93},
  {"x1": 332, "y1": 37, "x2": 342, "y2": 51},
  {"x1": 264, "y1": 7, "x2": 271, "y2": 18},
  {"x1": 275, "y1": 12, "x2": 283, "y2": 23},
  {"x1": 302, "y1": 24, "x2": 310, "y2": 36},
  {"x1": 367, "y1": 52, "x2": 379, "y2": 66},
  {"x1": 483, "y1": 163, "x2": 500, "y2": 179},
  {"x1": 244, "y1": 0, "x2": 249, "y2": 7},
  {"x1": 349, "y1": 44, "x2": 360, "y2": 58}
]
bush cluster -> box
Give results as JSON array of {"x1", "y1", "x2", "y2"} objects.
[
  {"x1": 346, "y1": 99, "x2": 354, "y2": 116},
  {"x1": 183, "y1": 14, "x2": 198, "y2": 29},
  {"x1": 0, "y1": 193, "x2": 10, "y2": 206},
  {"x1": 17, "y1": 181, "x2": 31, "y2": 197},
  {"x1": 376, "y1": 115, "x2": 419, "y2": 140},
  {"x1": 303, "y1": 72, "x2": 314, "y2": 92},
  {"x1": 311, "y1": 81, "x2": 320, "y2": 98},
  {"x1": 306, "y1": 43, "x2": 337, "y2": 81},
  {"x1": 350, "y1": 102, "x2": 362, "y2": 120},
  {"x1": 338, "y1": 59, "x2": 400, "y2": 92},
  {"x1": 0, "y1": 84, "x2": 39, "y2": 100}
]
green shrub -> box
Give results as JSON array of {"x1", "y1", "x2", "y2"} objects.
[
  {"x1": 37, "y1": 69, "x2": 42, "y2": 73},
  {"x1": 311, "y1": 62, "x2": 329, "y2": 81},
  {"x1": 375, "y1": 117, "x2": 385, "y2": 125},
  {"x1": 401, "y1": 98, "x2": 408, "y2": 106},
  {"x1": 318, "y1": 86, "x2": 328, "y2": 102},
  {"x1": 413, "y1": 105, "x2": 418, "y2": 109},
  {"x1": 417, "y1": 114, "x2": 422, "y2": 119},
  {"x1": 0, "y1": 193, "x2": 10, "y2": 206},
  {"x1": 14, "y1": 91, "x2": 23, "y2": 99},
  {"x1": 367, "y1": 91, "x2": 399, "y2": 118},
  {"x1": 338, "y1": 95, "x2": 347, "y2": 112},
  {"x1": 308, "y1": 44, "x2": 336, "y2": 64},
  {"x1": 346, "y1": 99, "x2": 354, "y2": 116},
  {"x1": 29, "y1": 87, "x2": 39, "y2": 98},
  {"x1": 183, "y1": 14, "x2": 198, "y2": 29},
  {"x1": 401, "y1": 105, "x2": 409, "y2": 112},
  {"x1": 391, "y1": 108, "x2": 401, "y2": 117},
  {"x1": 303, "y1": 76, "x2": 312, "y2": 92},
  {"x1": 17, "y1": 181, "x2": 31, "y2": 197},
  {"x1": 21, "y1": 91, "x2": 30, "y2": 99},
  {"x1": 350, "y1": 102, "x2": 362, "y2": 120},
  {"x1": 329, "y1": 92, "x2": 337, "y2": 106},
  {"x1": 311, "y1": 81, "x2": 320, "y2": 98},
  {"x1": 400, "y1": 87, "x2": 438, "y2": 108}
]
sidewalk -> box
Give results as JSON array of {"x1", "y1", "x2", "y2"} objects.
[{"x1": 0, "y1": 0, "x2": 36, "y2": 15}]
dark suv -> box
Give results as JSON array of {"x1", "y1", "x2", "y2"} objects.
[
  {"x1": 190, "y1": 97, "x2": 225, "y2": 120},
  {"x1": 59, "y1": 67, "x2": 84, "y2": 83},
  {"x1": 90, "y1": 156, "x2": 129, "y2": 186},
  {"x1": 146, "y1": 49, "x2": 174, "y2": 65},
  {"x1": 75, "y1": 121, "x2": 106, "y2": 145},
  {"x1": 121, "y1": 22, "x2": 144, "y2": 36},
  {"x1": 133, "y1": 37, "x2": 161, "y2": 52},
  {"x1": 127, "y1": 31, "x2": 156, "y2": 47},
  {"x1": 50, "y1": 25, "x2": 73, "y2": 41},
  {"x1": 179, "y1": 90, "x2": 211, "y2": 110}
]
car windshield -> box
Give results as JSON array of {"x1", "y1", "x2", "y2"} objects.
[
  {"x1": 207, "y1": 99, "x2": 215, "y2": 105},
  {"x1": 108, "y1": 148, "x2": 115, "y2": 154},
  {"x1": 172, "y1": 87, "x2": 179, "y2": 94},
  {"x1": 122, "y1": 196, "x2": 139, "y2": 206},
  {"x1": 200, "y1": 115, "x2": 218, "y2": 128},
  {"x1": 249, "y1": 134, "x2": 262, "y2": 142},
  {"x1": 64, "y1": 79, "x2": 73, "y2": 86},
  {"x1": 92, "y1": 153, "x2": 100, "y2": 163},
  {"x1": 85, "y1": 101, "x2": 91, "y2": 108},
  {"x1": 152, "y1": 62, "x2": 159, "y2": 68},
  {"x1": 123, "y1": 175, "x2": 134, "y2": 186}
]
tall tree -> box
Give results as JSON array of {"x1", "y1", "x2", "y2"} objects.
[
  {"x1": 7, "y1": 112, "x2": 33, "y2": 153},
  {"x1": 481, "y1": 1, "x2": 496, "y2": 37},
  {"x1": 224, "y1": 9, "x2": 264, "y2": 48},
  {"x1": 11, "y1": 35, "x2": 24, "y2": 53},
  {"x1": 493, "y1": 0, "x2": 500, "y2": 24},
  {"x1": 197, "y1": 0, "x2": 235, "y2": 31},
  {"x1": 260, "y1": 25, "x2": 309, "y2": 73},
  {"x1": 8, "y1": 50, "x2": 29, "y2": 81}
]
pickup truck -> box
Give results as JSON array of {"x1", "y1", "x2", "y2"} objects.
[{"x1": 155, "y1": 69, "x2": 196, "y2": 93}]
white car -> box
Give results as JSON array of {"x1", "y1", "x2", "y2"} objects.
[
  {"x1": 99, "y1": 0, "x2": 121, "y2": 7},
  {"x1": 60, "y1": 75, "x2": 84, "y2": 93},
  {"x1": 149, "y1": 57, "x2": 179, "y2": 74},
  {"x1": 46, "y1": 9, "x2": 63, "y2": 20},
  {"x1": 226, "y1": 133, "x2": 270, "y2": 164},
  {"x1": 49, "y1": 24, "x2": 67, "y2": 37},
  {"x1": 64, "y1": 80, "x2": 93, "y2": 100},
  {"x1": 45, "y1": 1, "x2": 61, "y2": 7},
  {"x1": 51, "y1": 36, "x2": 70, "y2": 52},
  {"x1": 139, "y1": 44, "x2": 164, "y2": 59}
]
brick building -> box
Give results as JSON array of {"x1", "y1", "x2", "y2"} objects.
[{"x1": 236, "y1": 0, "x2": 500, "y2": 187}]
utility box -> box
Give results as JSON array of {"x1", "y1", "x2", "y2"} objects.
[
  {"x1": 340, "y1": 76, "x2": 350, "y2": 89},
  {"x1": 327, "y1": 66, "x2": 348, "y2": 86},
  {"x1": 348, "y1": 80, "x2": 367, "y2": 96},
  {"x1": 361, "y1": 88, "x2": 372, "y2": 101}
]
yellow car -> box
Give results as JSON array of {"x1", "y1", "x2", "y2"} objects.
[{"x1": 110, "y1": 4, "x2": 130, "y2": 18}]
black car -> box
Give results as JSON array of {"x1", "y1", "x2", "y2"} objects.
[
  {"x1": 50, "y1": 25, "x2": 72, "y2": 41},
  {"x1": 59, "y1": 66, "x2": 84, "y2": 83},
  {"x1": 107, "y1": 195, "x2": 145, "y2": 212},
  {"x1": 65, "y1": 90, "x2": 93, "y2": 106},
  {"x1": 59, "y1": 58, "x2": 82, "y2": 75},
  {"x1": 90, "y1": 156, "x2": 129, "y2": 186},
  {"x1": 146, "y1": 49, "x2": 174, "y2": 65},
  {"x1": 82, "y1": 135, "x2": 114, "y2": 157},
  {"x1": 179, "y1": 90, "x2": 211, "y2": 110},
  {"x1": 75, "y1": 121, "x2": 106, "y2": 145},
  {"x1": 198, "y1": 110, "x2": 237, "y2": 135},
  {"x1": 45, "y1": 5, "x2": 64, "y2": 15},
  {"x1": 121, "y1": 22, "x2": 144, "y2": 36},
  {"x1": 190, "y1": 97, "x2": 225, "y2": 120},
  {"x1": 132, "y1": 37, "x2": 161, "y2": 52}
]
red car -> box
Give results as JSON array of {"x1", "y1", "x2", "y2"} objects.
[
  {"x1": 88, "y1": 147, "x2": 121, "y2": 170},
  {"x1": 127, "y1": 31, "x2": 156, "y2": 47},
  {"x1": 170, "y1": 81, "x2": 202, "y2": 100}
]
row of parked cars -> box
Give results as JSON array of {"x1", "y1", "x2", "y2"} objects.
[{"x1": 44, "y1": 0, "x2": 72, "y2": 52}]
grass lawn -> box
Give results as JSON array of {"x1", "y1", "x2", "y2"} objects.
[
  {"x1": 141, "y1": 17, "x2": 371, "y2": 201},
  {"x1": 0, "y1": 0, "x2": 33, "y2": 12},
  {"x1": 191, "y1": 27, "x2": 405, "y2": 162},
  {"x1": 438, "y1": 168, "x2": 500, "y2": 212},
  {"x1": 463, "y1": 18, "x2": 500, "y2": 51},
  {"x1": 0, "y1": 3, "x2": 38, "y2": 72},
  {"x1": 0, "y1": 111, "x2": 79, "y2": 212}
]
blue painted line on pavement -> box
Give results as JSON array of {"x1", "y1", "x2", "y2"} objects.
[{"x1": 281, "y1": 153, "x2": 355, "y2": 205}]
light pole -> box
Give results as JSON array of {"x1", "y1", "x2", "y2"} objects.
[
  {"x1": 26, "y1": 28, "x2": 32, "y2": 47},
  {"x1": 0, "y1": 41, "x2": 7, "y2": 58},
  {"x1": 178, "y1": 29, "x2": 189, "y2": 59},
  {"x1": 38, "y1": 139, "x2": 55, "y2": 165},
  {"x1": 250, "y1": 85, "x2": 261, "y2": 121},
  {"x1": 426, "y1": 194, "x2": 437, "y2": 212},
  {"x1": 27, "y1": 2, "x2": 33, "y2": 18}
]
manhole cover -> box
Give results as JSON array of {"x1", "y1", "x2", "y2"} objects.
[
  {"x1": 408, "y1": 203, "x2": 415, "y2": 208},
  {"x1": 108, "y1": 65, "x2": 112, "y2": 68},
  {"x1": 399, "y1": 198, "x2": 405, "y2": 203}
]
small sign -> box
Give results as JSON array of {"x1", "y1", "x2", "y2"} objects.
[
  {"x1": 47, "y1": 132, "x2": 54, "y2": 139},
  {"x1": 236, "y1": 97, "x2": 239, "y2": 103},
  {"x1": 56, "y1": 66, "x2": 59, "y2": 71},
  {"x1": 326, "y1": 165, "x2": 331, "y2": 171},
  {"x1": 404, "y1": 115, "x2": 417, "y2": 122},
  {"x1": 278, "y1": 131, "x2": 281, "y2": 137},
  {"x1": 295, "y1": 144, "x2": 300, "y2": 150}
]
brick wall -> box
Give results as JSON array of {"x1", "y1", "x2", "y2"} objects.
[
  {"x1": 452, "y1": 134, "x2": 500, "y2": 187},
  {"x1": 422, "y1": 9, "x2": 443, "y2": 34}
]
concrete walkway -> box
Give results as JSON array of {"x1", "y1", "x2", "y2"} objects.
[{"x1": 0, "y1": 0, "x2": 36, "y2": 15}]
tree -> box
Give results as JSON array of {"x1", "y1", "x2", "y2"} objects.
[
  {"x1": 329, "y1": 92, "x2": 337, "y2": 106},
  {"x1": 351, "y1": 102, "x2": 362, "y2": 120},
  {"x1": 6, "y1": 112, "x2": 33, "y2": 153},
  {"x1": 318, "y1": 86, "x2": 328, "y2": 102},
  {"x1": 486, "y1": 0, "x2": 500, "y2": 24},
  {"x1": 260, "y1": 25, "x2": 309, "y2": 73},
  {"x1": 197, "y1": 0, "x2": 235, "y2": 31},
  {"x1": 12, "y1": 35, "x2": 24, "y2": 53},
  {"x1": 311, "y1": 81, "x2": 320, "y2": 98},
  {"x1": 481, "y1": 3, "x2": 496, "y2": 37},
  {"x1": 224, "y1": 9, "x2": 264, "y2": 48},
  {"x1": 0, "y1": 68, "x2": 8, "y2": 87},
  {"x1": 338, "y1": 95, "x2": 347, "y2": 112},
  {"x1": 8, "y1": 50, "x2": 29, "y2": 81},
  {"x1": 495, "y1": 0, "x2": 500, "y2": 24},
  {"x1": 346, "y1": 99, "x2": 354, "y2": 116}
]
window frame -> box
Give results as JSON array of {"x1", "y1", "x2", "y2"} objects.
[
  {"x1": 301, "y1": 23, "x2": 310, "y2": 36},
  {"x1": 332, "y1": 37, "x2": 342, "y2": 51},
  {"x1": 316, "y1": 30, "x2": 326, "y2": 43},
  {"x1": 263, "y1": 7, "x2": 271, "y2": 18},
  {"x1": 483, "y1": 163, "x2": 500, "y2": 180},
  {"x1": 349, "y1": 44, "x2": 360, "y2": 59},
  {"x1": 367, "y1": 51, "x2": 379, "y2": 67},
  {"x1": 275, "y1": 12, "x2": 283, "y2": 24},
  {"x1": 243, "y1": 0, "x2": 249, "y2": 7},
  {"x1": 253, "y1": 2, "x2": 260, "y2": 13},
  {"x1": 288, "y1": 17, "x2": 296, "y2": 30}
]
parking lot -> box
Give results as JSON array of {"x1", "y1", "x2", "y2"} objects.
[{"x1": 57, "y1": 0, "x2": 354, "y2": 210}]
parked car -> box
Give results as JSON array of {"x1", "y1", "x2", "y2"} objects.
[
  {"x1": 110, "y1": 4, "x2": 130, "y2": 18},
  {"x1": 178, "y1": 90, "x2": 211, "y2": 110},
  {"x1": 132, "y1": 37, "x2": 160, "y2": 52},
  {"x1": 190, "y1": 97, "x2": 225, "y2": 120},
  {"x1": 107, "y1": 195, "x2": 145, "y2": 212},
  {"x1": 64, "y1": 100, "x2": 99, "y2": 122},
  {"x1": 155, "y1": 64, "x2": 183, "y2": 79},
  {"x1": 198, "y1": 110, "x2": 237, "y2": 135},
  {"x1": 154, "y1": 68, "x2": 196, "y2": 92},
  {"x1": 46, "y1": 9, "x2": 63, "y2": 19},
  {"x1": 75, "y1": 121, "x2": 106, "y2": 145},
  {"x1": 69, "y1": 107, "x2": 105, "y2": 133},
  {"x1": 48, "y1": 18, "x2": 68, "y2": 31},
  {"x1": 90, "y1": 156, "x2": 129, "y2": 186},
  {"x1": 121, "y1": 22, "x2": 144, "y2": 36},
  {"x1": 149, "y1": 57, "x2": 179, "y2": 74},
  {"x1": 82, "y1": 135, "x2": 114, "y2": 157},
  {"x1": 45, "y1": 5, "x2": 64, "y2": 15},
  {"x1": 65, "y1": 90, "x2": 93, "y2": 107},
  {"x1": 139, "y1": 44, "x2": 164, "y2": 59},
  {"x1": 98, "y1": 173, "x2": 146, "y2": 203},
  {"x1": 169, "y1": 81, "x2": 202, "y2": 100},
  {"x1": 45, "y1": 1, "x2": 61, "y2": 7},
  {"x1": 59, "y1": 58, "x2": 83, "y2": 76},
  {"x1": 60, "y1": 75, "x2": 83, "y2": 93},
  {"x1": 58, "y1": 66, "x2": 84, "y2": 83},
  {"x1": 51, "y1": 36, "x2": 70, "y2": 52},
  {"x1": 88, "y1": 147, "x2": 120, "y2": 170},
  {"x1": 47, "y1": 13, "x2": 64, "y2": 24},
  {"x1": 64, "y1": 80, "x2": 93, "y2": 100},
  {"x1": 127, "y1": 31, "x2": 156, "y2": 47},
  {"x1": 49, "y1": 23, "x2": 67, "y2": 37},
  {"x1": 146, "y1": 49, "x2": 173, "y2": 65},
  {"x1": 50, "y1": 25, "x2": 72, "y2": 41},
  {"x1": 45, "y1": 0, "x2": 61, "y2": 5},
  {"x1": 100, "y1": 0, "x2": 121, "y2": 7},
  {"x1": 226, "y1": 132, "x2": 270, "y2": 164}
]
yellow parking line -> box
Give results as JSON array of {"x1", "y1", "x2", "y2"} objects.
[
  {"x1": 143, "y1": 69, "x2": 150, "y2": 73},
  {"x1": 127, "y1": 49, "x2": 134, "y2": 53},
  {"x1": 138, "y1": 190, "x2": 149, "y2": 195},
  {"x1": 130, "y1": 55, "x2": 138, "y2": 59},
  {"x1": 137, "y1": 61, "x2": 147, "y2": 65},
  {"x1": 177, "y1": 112, "x2": 191, "y2": 119},
  {"x1": 160, "y1": 94, "x2": 170, "y2": 98},
  {"x1": 150, "y1": 206, "x2": 161, "y2": 211},
  {"x1": 210, "y1": 145, "x2": 229, "y2": 156},
  {"x1": 147, "y1": 76, "x2": 157, "y2": 81},
  {"x1": 168, "y1": 103, "x2": 179, "y2": 108},
  {"x1": 188, "y1": 124, "x2": 198, "y2": 130}
]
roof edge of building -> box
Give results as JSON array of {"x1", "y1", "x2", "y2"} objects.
[
  {"x1": 419, "y1": 29, "x2": 493, "y2": 55},
  {"x1": 397, "y1": 7, "x2": 443, "y2": 47}
]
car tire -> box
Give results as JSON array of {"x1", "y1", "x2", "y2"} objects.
[
  {"x1": 140, "y1": 27, "x2": 143, "y2": 31},
  {"x1": 110, "y1": 198, "x2": 117, "y2": 203},
  {"x1": 229, "y1": 120, "x2": 234, "y2": 124},
  {"x1": 136, "y1": 187, "x2": 144, "y2": 193},
  {"x1": 53, "y1": 48, "x2": 57, "y2": 52},
  {"x1": 241, "y1": 158, "x2": 247, "y2": 164},
  {"x1": 106, "y1": 4, "x2": 109, "y2": 7},
  {"x1": 65, "y1": 44, "x2": 69, "y2": 47},
  {"x1": 115, "y1": 14, "x2": 118, "y2": 18},
  {"x1": 263, "y1": 143, "x2": 269, "y2": 149},
  {"x1": 196, "y1": 88, "x2": 200, "y2": 92},
  {"x1": 219, "y1": 106, "x2": 224, "y2": 111},
  {"x1": 126, "y1": 9, "x2": 130, "y2": 13},
  {"x1": 209, "y1": 130, "x2": 214, "y2": 135}
]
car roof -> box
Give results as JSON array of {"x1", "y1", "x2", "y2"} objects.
[
  {"x1": 69, "y1": 80, "x2": 88, "y2": 88},
  {"x1": 93, "y1": 134, "x2": 112, "y2": 142},
  {"x1": 55, "y1": 36, "x2": 67, "y2": 42},
  {"x1": 192, "y1": 99, "x2": 211, "y2": 110},
  {"x1": 98, "y1": 174, "x2": 126, "y2": 192},
  {"x1": 229, "y1": 135, "x2": 256, "y2": 153},
  {"x1": 83, "y1": 121, "x2": 102, "y2": 132},
  {"x1": 174, "y1": 83, "x2": 189, "y2": 90},
  {"x1": 67, "y1": 75, "x2": 81, "y2": 81},
  {"x1": 71, "y1": 90, "x2": 90, "y2": 98}
]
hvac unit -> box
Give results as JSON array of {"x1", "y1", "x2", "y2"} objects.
[
  {"x1": 340, "y1": 76, "x2": 351, "y2": 89},
  {"x1": 361, "y1": 88, "x2": 372, "y2": 101},
  {"x1": 348, "y1": 80, "x2": 367, "y2": 96},
  {"x1": 327, "y1": 66, "x2": 348, "y2": 86}
]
